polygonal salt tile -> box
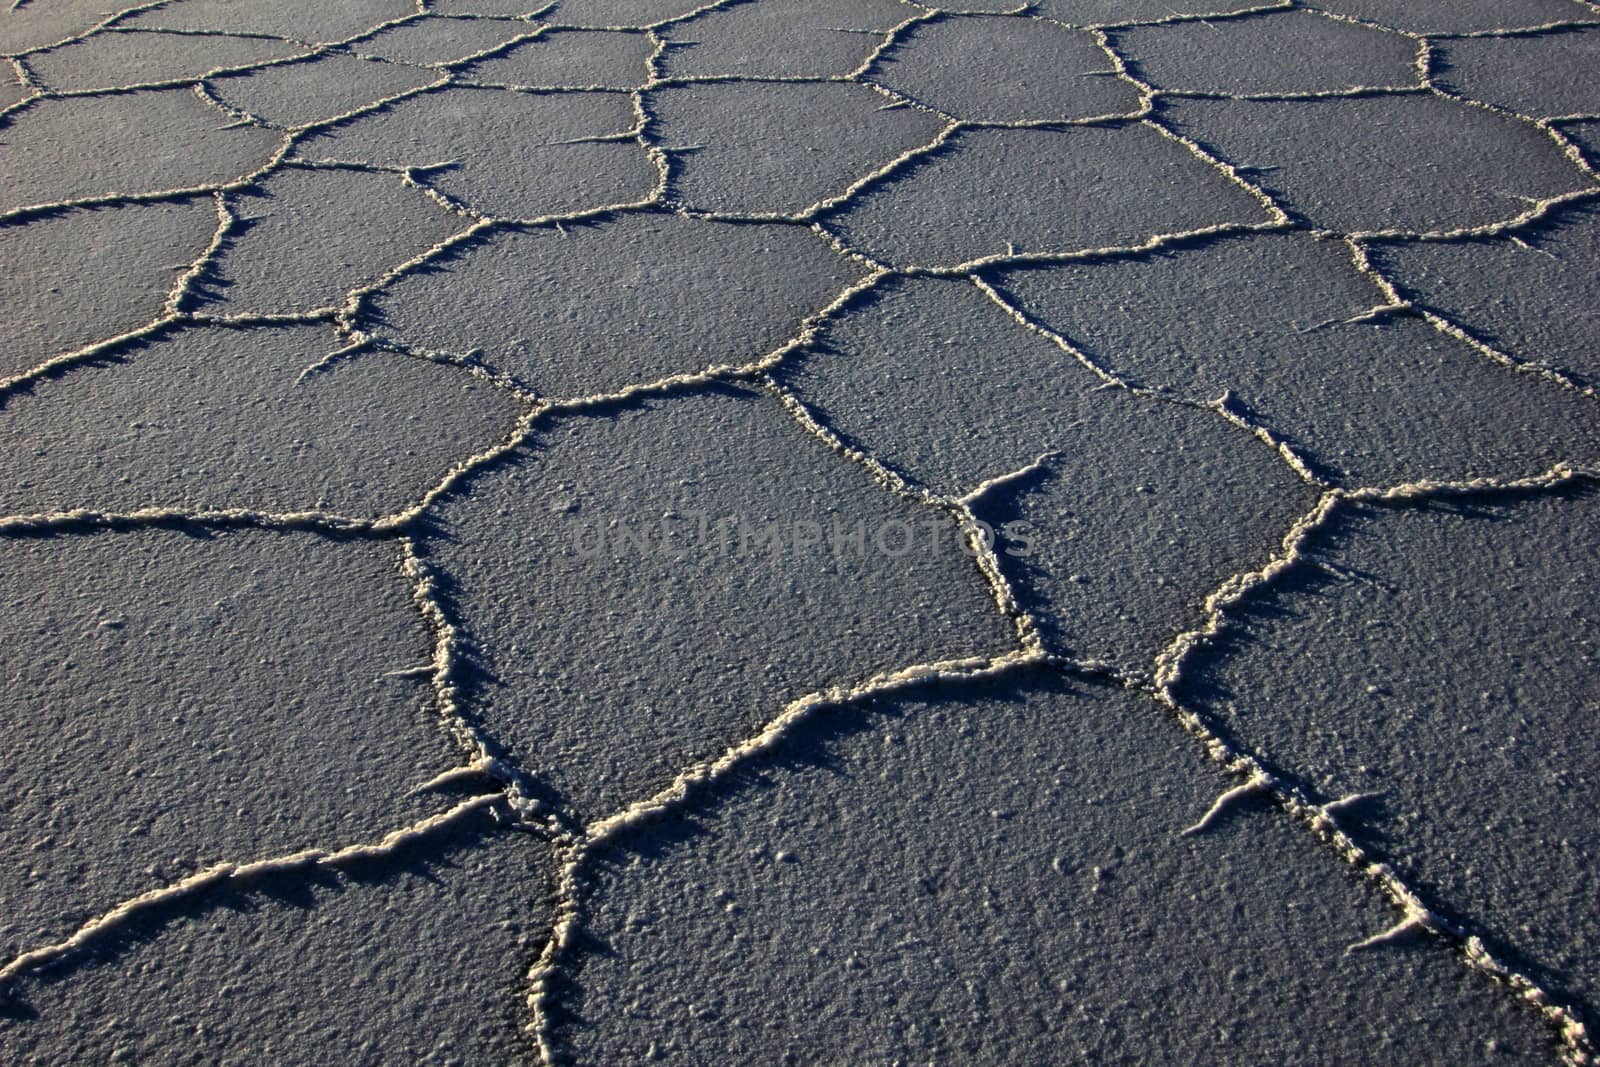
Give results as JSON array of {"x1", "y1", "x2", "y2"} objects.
[
  {"x1": 210, "y1": 52, "x2": 438, "y2": 129},
  {"x1": 125, "y1": 0, "x2": 415, "y2": 42},
  {"x1": 1033, "y1": 0, "x2": 1267, "y2": 23},
  {"x1": 4, "y1": 810, "x2": 550, "y2": 1063},
  {"x1": 0, "y1": 89, "x2": 282, "y2": 214},
  {"x1": 366, "y1": 213, "x2": 864, "y2": 397},
  {"x1": 1368, "y1": 201, "x2": 1600, "y2": 387},
  {"x1": 462, "y1": 28, "x2": 653, "y2": 88},
  {"x1": 823, "y1": 123, "x2": 1268, "y2": 268},
  {"x1": 1160, "y1": 94, "x2": 1592, "y2": 234},
  {"x1": 423, "y1": 385, "x2": 1015, "y2": 823},
  {"x1": 198, "y1": 167, "x2": 467, "y2": 316},
  {"x1": 651, "y1": 80, "x2": 946, "y2": 216},
  {"x1": 992, "y1": 232, "x2": 1600, "y2": 486},
  {"x1": 0, "y1": 323, "x2": 523, "y2": 519},
  {"x1": 1111, "y1": 11, "x2": 1418, "y2": 95},
  {"x1": 1309, "y1": 0, "x2": 1597, "y2": 35},
  {"x1": 870, "y1": 15, "x2": 1141, "y2": 123},
  {"x1": 556, "y1": 671, "x2": 1557, "y2": 1063},
  {"x1": 0, "y1": 527, "x2": 468, "y2": 961},
  {"x1": 345, "y1": 15, "x2": 536, "y2": 67},
  {"x1": 25, "y1": 29, "x2": 305, "y2": 92},
  {"x1": 545, "y1": 0, "x2": 710, "y2": 28},
  {"x1": 0, "y1": 200, "x2": 215, "y2": 381},
  {"x1": 300, "y1": 85, "x2": 654, "y2": 218},
  {"x1": 1436, "y1": 29, "x2": 1600, "y2": 119},
  {"x1": 775, "y1": 276, "x2": 1314, "y2": 667},
  {"x1": 1181, "y1": 487, "x2": 1600, "y2": 1039},
  {"x1": 659, "y1": 0, "x2": 911, "y2": 78}
]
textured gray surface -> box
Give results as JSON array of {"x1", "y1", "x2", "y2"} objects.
[
  {"x1": 299, "y1": 86, "x2": 654, "y2": 219},
  {"x1": 462, "y1": 29, "x2": 653, "y2": 88},
  {"x1": 1112, "y1": 10, "x2": 1419, "y2": 95},
  {"x1": 1309, "y1": 0, "x2": 1596, "y2": 34},
  {"x1": 5, "y1": 809, "x2": 550, "y2": 1064},
  {"x1": 0, "y1": 89, "x2": 281, "y2": 213},
  {"x1": 2, "y1": 2, "x2": 1598, "y2": 1063},
  {"x1": 123, "y1": 0, "x2": 415, "y2": 41},
  {"x1": 0, "y1": 324, "x2": 521, "y2": 518},
  {"x1": 992, "y1": 232, "x2": 1600, "y2": 486},
  {"x1": 825, "y1": 123, "x2": 1269, "y2": 267},
  {"x1": 1436, "y1": 28, "x2": 1600, "y2": 118},
  {"x1": 0, "y1": 528, "x2": 462, "y2": 958},
  {"x1": 198, "y1": 166, "x2": 467, "y2": 316},
  {"x1": 777, "y1": 275, "x2": 1316, "y2": 666},
  {"x1": 1161, "y1": 93, "x2": 1591, "y2": 233},
  {"x1": 366, "y1": 213, "x2": 863, "y2": 396},
  {"x1": 436, "y1": 0, "x2": 547, "y2": 14},
  {"x1": 659, "y1": 0, "x2": 909, "y2": 78},
  {"x1": 346, "y1": 15, "x2": 536, "y2": 67},
  {"x1": 209, "y1": 52, "x2": 439, "y2": 129},
  {"x1": 1369, "y1": 202, "x2": 1600, "y2": 387},
  {"x1": 1035, "y1": 0, "x2": 1265, "y2": 21},
  {"x1": 423, "y1": 385, "x2": 1013, "y2": 821},
  {"x1": 1, "y1": 0, "x2": 150, "y2": 53},
  {"x1": 545, "y1": 0, "x2": 710, "y2": 28},
  {"x1": 24, "y1": 29, "x2": 305, "y2": 92},
  {"x1": 560, "y1": 672, "x2": 1556, "y2": 1063},
  {"x1": 651, "y1": 80, "x2": 945, "y2": 215},
  {"x1": 0, "y1": 200, "x2": 213, "y2": 379},
  {"x1": 1182, "y1": 489, "x2": 1600, "y2": 1038},
  {"x1": 870, "y1": 15, "x2": 1141, "y2": 122}
]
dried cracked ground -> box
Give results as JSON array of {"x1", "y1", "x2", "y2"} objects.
[{"x1": 1, "y1": 0, "x2": 1598, "y2": 1062}]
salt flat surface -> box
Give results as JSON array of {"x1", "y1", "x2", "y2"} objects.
[
  {"x1": 657, "y1": 0, "x2": 909, "y2": 78},
  {"x1": 462, "y1": 29, "x2": 654, "y2": 88},
  {"x1": 2, "y1": 1, "x2": 1598, "y2": 1062},
  {"x1": 561, "y1": 672, "x2": 1555, "y2": 1063},
  {"x1": 1181, "y1": 488, "x2": 1600, "y2": 1042}
]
